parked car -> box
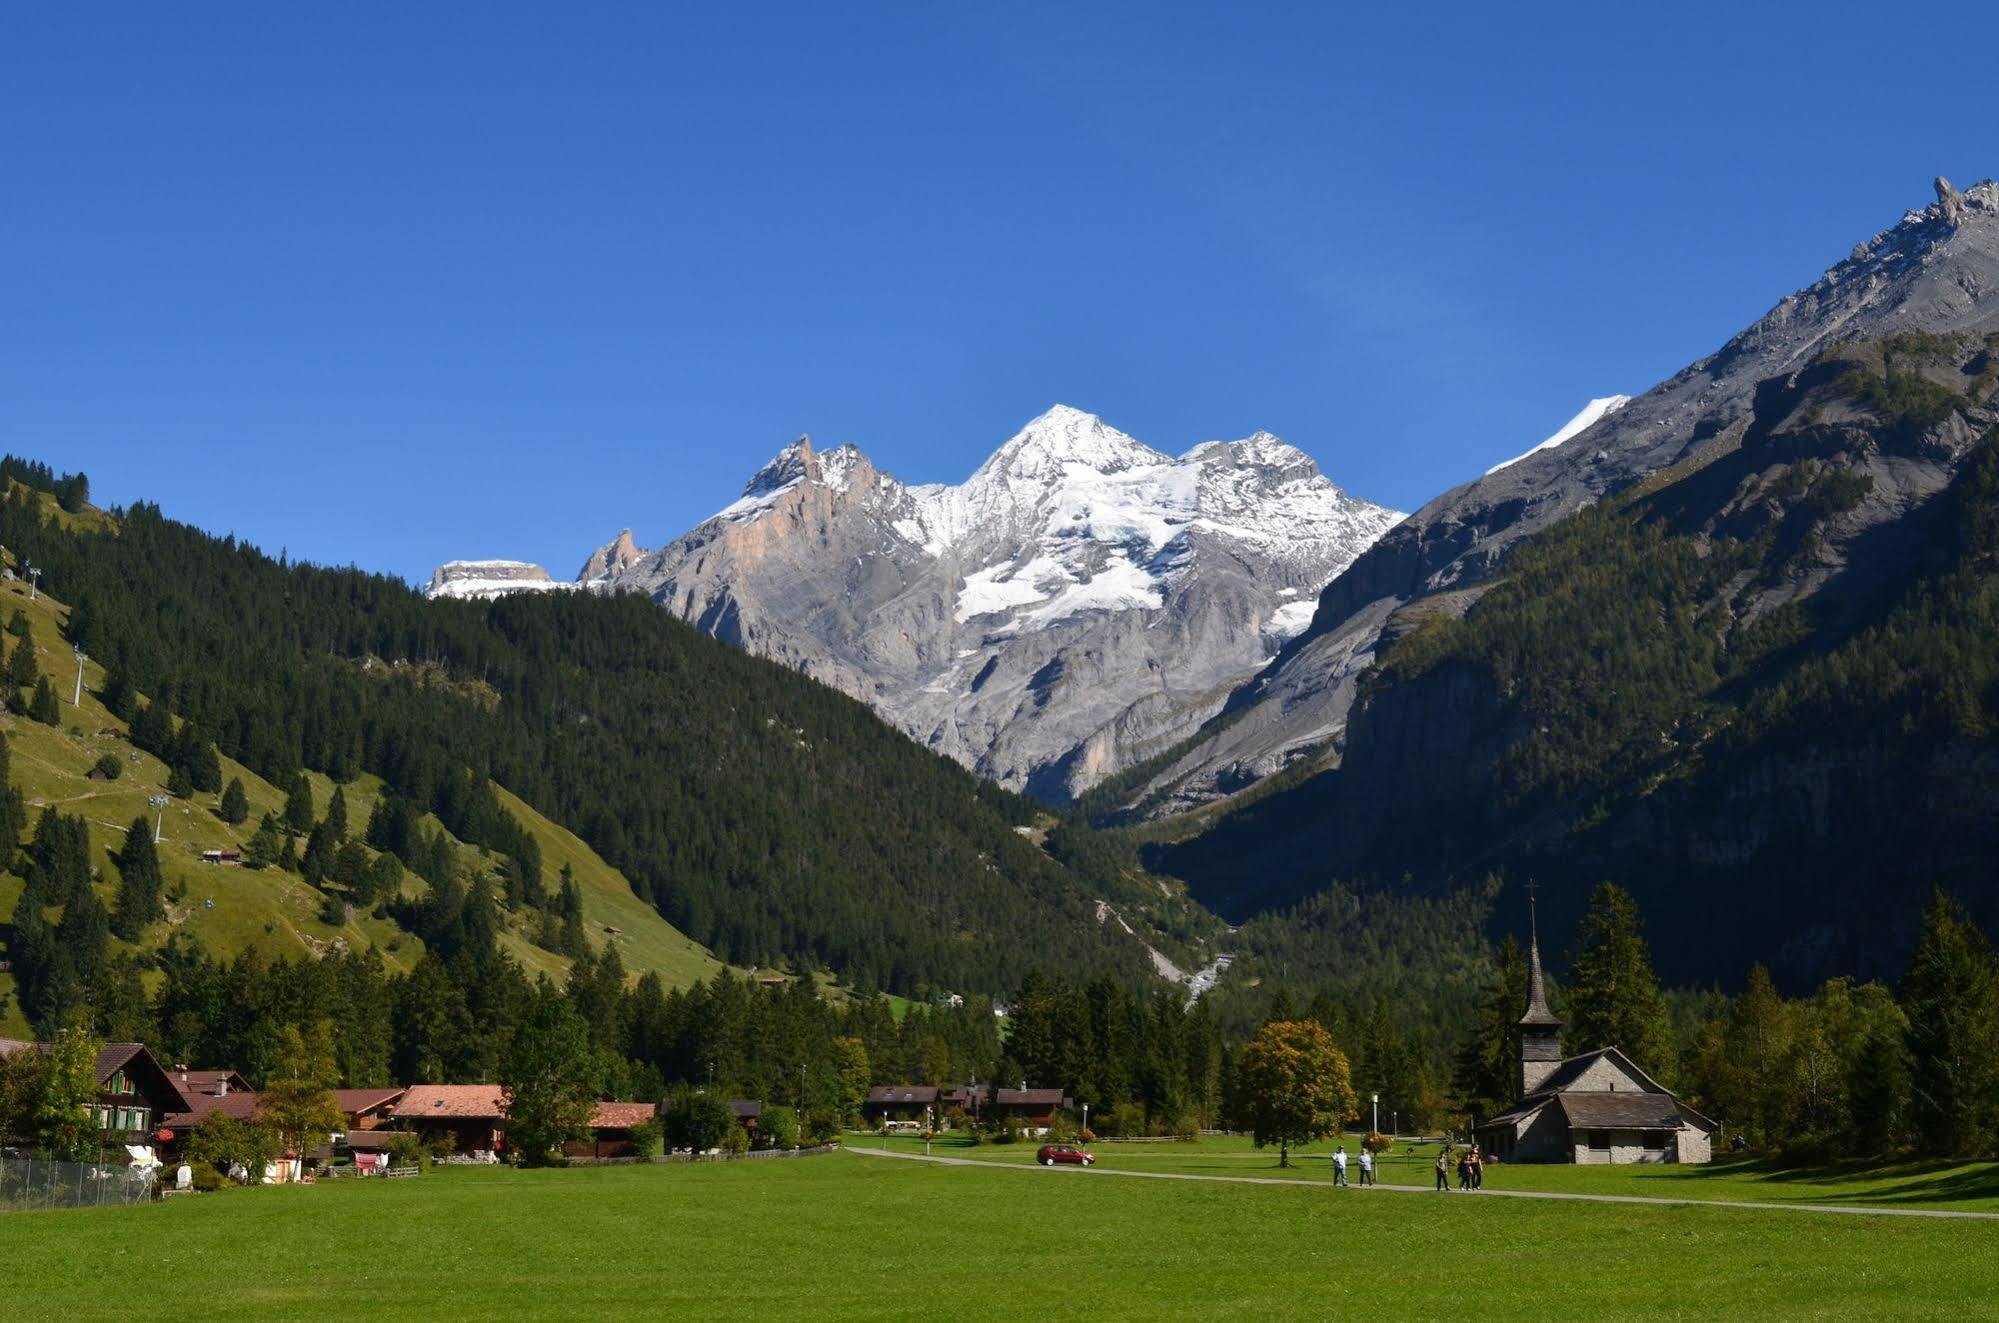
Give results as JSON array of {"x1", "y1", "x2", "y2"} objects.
[{"x1": 1036, "y1": 1144, "x2": 1094, "y2": 1167}]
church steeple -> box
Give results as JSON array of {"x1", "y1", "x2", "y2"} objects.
[{"x1": 1518, "y1": 883, "x2": 1562, "y2": 1095}]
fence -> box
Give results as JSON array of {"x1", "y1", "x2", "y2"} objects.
[
  {"x1": 567, "y1": 1143, "x2": 841, "y2": 1167},
  {"x1": 0, "y1": 1155, "x2": 156, "y2": 1214}
]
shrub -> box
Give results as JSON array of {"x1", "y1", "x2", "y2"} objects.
[
  {"x1": 719, "y1": 1125, "x2": 749, "y2": 1156},
  {"x1": 628, "y1": 1119, "x2": 664, "y2": 1159},
  {"x1": 801, "y1": 1106, "x2": 841, "y2": 1146},
  {"x1": 190, "y1": 1164, "x2": 225, "y2": 1192},
  {"x1": 662, "y1": 1087, "x2": 737, "y2": 1152},
  {"x1": 386, "y1": 1133, "x2": 430, "y2": 1172},
  {"x1": 1078, "y1": 1127, "x2": 1096, "y2": 1144},
  {"x1": 90, "y1": 752, "x2": 122, "y2": 781},
  {"x1": 1104, "y1": 1102, "x2": 1147, "y2": 1138},
  {"x1": 425, "y1": 1134, "x2": 458, "y2": 1162},
  {"x1": 758, "y1": 1106, "x2": 799, "y2": 1151},
  {"x1": 1363, "y1": 1131, "x2": 1394, "y2": 1155}
]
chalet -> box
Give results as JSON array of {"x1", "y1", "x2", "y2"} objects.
[
  {"x1": 565, "y1": 1101, "x2": 656, "y2": 1159},
  {"x1": 1474, "y1": 902, "x2": 1715, "y2": 1165},
  {"x1": 333, "y1": 1087, "x2": 407, "y2": 1133},
  {"x1": 199, "y1": 849, "x2": 243, "y2": 865},
  {"x1": 0, "y1": 1038, "x2": 183, "y2": 1144},
  {"x1": 863, "y1": 1086, "x2": 938, "y2": 1126},
  {"x1": 992, "y1": 1088, "x2": 1067, "y2": 1135},
  {"x1": 391, "y1": 1084, "x2": 507, "y2": 1157},
  {"x1": 938, "y1": 1085, "x2": 980, "y2": 1120},
  {"x1": 728, "y1": 1099, "x2": 763, "y2": 1136}
]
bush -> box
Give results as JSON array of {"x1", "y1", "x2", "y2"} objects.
[
  {"x1": 801, "y1": 1107, "x2": 841, "y2": 1146},
  {"x1": 386, "y1": 1133, "x2": 430, "y2": 1172},
  {"x1": 91, "y1": 752, "x2": 122, "y2": 781},
  {"x1": 1363, "y1": 1131, "x2": 1394, "y2": 1155},
  {"x1": 719, "y1": 1124, "x2": 750, "y2": 1155},
  {"x1": 1103, "y1": 1102, "x2": 1147, "y2": 1138},
  {"x1": 628, "y1": 1119, "x2": 664, "y2": 1159},
  {"x1": 758, "y1": 1106, "x2": 799, "y2": 1151},
  {"x1": 426, "y1": 1134, "x2": 459, "y2": 1162},
  {"x1": 190, "y1": 1164, "x2": 225, "y2": 1192},
  {"x1": 1078, "y1": 1127, "x2": 1096, "y2": 1144},
  {"x1": 662, "y1": 1087, "x2": 737, "y2": 1152}
]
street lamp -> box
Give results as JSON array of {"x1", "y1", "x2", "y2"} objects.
[
  {"x1": 148, "y1": 794, "x2": 170, "y2": 844},
  {"x1": 1081, "y1": 1102, "x2": 1089, "y2": 1136},
  {"x1": 1371, "y1": 1092, "x2": 1379, "y2": 1136}
]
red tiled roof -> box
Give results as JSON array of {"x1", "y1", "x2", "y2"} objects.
[
  {"x1": 392, "y1": 1084, "x2": 507, "y2": 1120},
  {"x1": 162, "y1": 1090, "x2": 262, "y2": 1130},
  {"x1": 590, "y1": 1102, "x2": 656, "y2": 1130},
  {"x1": 333, "y1": 1088, "x2": 407, "y2": 1116}
]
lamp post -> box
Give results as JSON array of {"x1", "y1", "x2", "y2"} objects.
[
  {"x1": 1081, "y1": 1102, "x2": 1089, "y2": 1137},
  {"x1": 1371, "y1": 1092, "x2": 1379, "y2": 1136},
  {"x1": 148, "y1": 794, "x2": 170, "y2": 844}
]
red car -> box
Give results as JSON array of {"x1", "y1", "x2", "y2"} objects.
[{"x1": 1037, "y1": 1144, "x2": 1094, "y2": 1167}]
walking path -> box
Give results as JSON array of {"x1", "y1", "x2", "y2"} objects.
[{"x1": 844, "y1": 1146, "x2": 1999, "y2": 1222}]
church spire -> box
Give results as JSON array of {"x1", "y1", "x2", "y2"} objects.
[{"x1": 1519, "y1": 882, "x2": 1560, "y2": 1028}]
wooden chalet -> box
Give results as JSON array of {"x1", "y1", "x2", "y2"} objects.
[
  {"x1": 391, "y1": 1084, "x2": 507, "y2": 1156},
  {"x1": 992, "y1": 1088, "x2": 1067, "y2": 1134},
  {"x1": 565, "y1": 1101, "x2": 657, "y2": 1159},
  {"x1": 333, "y1": 1087, "x2": 407, "y2": 1133},
  {"x1": 863, "y1": 1086, "x2": 939, "y2": 1126},
  {"x1": 1, "y1": 1038, "x2": 183, "y2": 1145}
]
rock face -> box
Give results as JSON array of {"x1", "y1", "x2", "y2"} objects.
[
  {"x1": 567, "y1": 406, "x2": 1401, "y2": 799},
  {"x1": 1123, "y1": 177, "x2": 1999, "y2": 815},
  {"x1": 425, "y1": 560, "x2": 574, "y2": 601}
]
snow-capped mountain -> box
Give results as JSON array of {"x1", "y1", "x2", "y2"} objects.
[
  {"x1": 429, "y1": 405, "x2": 1400, "y2": 799},
  {"x1": 426, "y1": 560, "x2": 577, "y2": 601}
]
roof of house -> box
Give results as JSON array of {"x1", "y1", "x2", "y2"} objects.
[
  {"x1": 1554, "y1": 1092, "x2": 1686, "y2": 1131},
  {"x1": 994, "y1": 1088, "x2": 1065, "y2": 1107},
  {"x1": 728, "y1": 1099, "x2": 763, "y2": 1119},
  {"x1": 333, "y1": 1087, "x2": 407, "y2": 1116},
  {"x1": 96, "y1": 1043, "x2": 151, "y2": 1083},
  {"x1": 392, "y1": 1084, "x2": 507, "y2": 1120},
  {"x1": 866, "y1": 1086, "x2": 940, "y2": 1106},
  {"x1": 162, "y1": 1090, "x2": 262, "y2": 1131},
  {"x1": 0, "y1": 1037, "x2": 37, "y2": 1060},
  {"x1": 590, "y1": 1102, "x2": 657, "y2": 1130}
]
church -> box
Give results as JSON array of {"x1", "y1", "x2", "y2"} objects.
[{"x1": 1474, "y1": 904, "x2": 1715, "y2": 1165}]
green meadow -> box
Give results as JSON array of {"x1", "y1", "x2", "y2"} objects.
[{"x1": 2, "y1": 1147, "x2": 1995, "y2": 1322}]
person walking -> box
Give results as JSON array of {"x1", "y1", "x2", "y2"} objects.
[
  {"x1": 1332, "y1": 1145, "x2": 1349, "y2": 1187},
  {"x1": 1357, "y1": 1147, "x2": 1374, "y2": 1187},
  {"x1": 1457, "y1": 1149, "x2": 1473, "y2": 1191},
  {"x1": 1434, "y1": 1150, "x2": 1450, "y2": 1192},
  {"x1": 1470, "y1": 1146, "x2": 1484, "y2": 1191}
]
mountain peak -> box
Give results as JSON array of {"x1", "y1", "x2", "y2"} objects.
[
  {"x1": 578, "y1": 528, "x2": 649, "y2": 583},
  {"x1": 976, "y1": 405, "x2": 1165, "y2": 483}
]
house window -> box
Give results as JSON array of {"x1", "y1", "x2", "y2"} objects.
[
  {"x1": 1643, "y1": 1131, "x2": 1667, "y2": 1151},
  {"x1": 1587, "y1": 1130, "x2": 1611, "y2": 1151}
]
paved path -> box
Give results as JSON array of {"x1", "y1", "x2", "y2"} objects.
[{"x1": 844, "y1": 1146, "x2": 1999, "y2": 1222}]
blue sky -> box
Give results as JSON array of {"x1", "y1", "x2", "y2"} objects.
[{"x1": 5, "y1": 2, "x2": 1997, "y2": 582}]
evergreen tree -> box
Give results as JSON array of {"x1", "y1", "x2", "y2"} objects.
[
  {"x1": 300, "y1": 821, "x2": 335, "y2": 886},
  {"x1": 324, "y1": 785, "x2": 349, "y2": 842},
  {"x1": 110, "y1": 815, "x2": 164, "y2": 941},
  {"x1": 1454, "y1": 934, "x2": 1529, "y2": 1125},
  {"x1": 188, "y1": 737, "x2": 222, "y2": 793},
  {"x1": 5, "y1": 607, "x2": 28, "y2": 637},
  {"x1": 244, "y1": 813, "x2": 282, "y2": 869},
  {"x1": 30, "y1": 674, "x2": 59, "y2": 725},
  {"x1": 166, "y1": 762, "x2": 194, "y2": 798},
  {"x1": 1900, "y1": 889, "x2": 1999, "y2": 1157},
  {"x1": 7, "y1": 631, "x2": 37, "y2": 687},
  {"x1": 1565, "y1": 882, "x2": 1676, "y2": 1079},
  {"x1": 277, "y1": 830, "x2": 299, "y2": 874},
  {"x1": 283, "y1": 773, "x2": 314, "y2": 834},
  {"x1": 218, "y1": 777, "x2": 249, "y2": 825}
]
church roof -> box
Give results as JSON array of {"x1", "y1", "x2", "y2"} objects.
[
  {"x1": 1525, "y1": 1046, "x2": 1667, "y2": 1099},
  {"x1": 1554, "y1": 1092, "x2": 1684, "y2": 1130},
  {"x1": 1518, "y1": 904, "x2": 1560, "y2": 1029}
]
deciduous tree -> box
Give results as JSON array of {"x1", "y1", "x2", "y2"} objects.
[{"x1": 1237, "y1": 1019, "x2": 1356, "y2": 1168}]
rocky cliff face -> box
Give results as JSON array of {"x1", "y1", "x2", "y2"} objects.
[
  {"x1": 426, "y1": 559, "x2": 574, "y2": 601},
  {"x1": 579, "y1": 407, "x2": 1401, "y2": 799},
  {"x1": 1122, "y1": 177, "x2": 1999, "y2": 815}
]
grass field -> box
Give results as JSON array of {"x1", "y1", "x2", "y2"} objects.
[
  {"x1": 860, "y1": 1132, "x2": 1999, "y2": 1214},
  {"x1": 2, "y1": 1147, "x2": 1996, "y2": 1321}
]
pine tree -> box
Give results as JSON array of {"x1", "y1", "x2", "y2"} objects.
[
  {"x1": 110, "y1": 814, "x2": 164, "y2": 941},
  {"x1": 277, "y1": 831, "x2": 299, "y2": 873},
  {"x1": 189, "y1": 738, "x2": 222, "y2": 793},
  {"x1": 283, "y1": 773, "x2": 314, "y2": 834},
  {"x1": 7, "y1": 632, "x2": 37, "y2": 687},
  {"x1": 30, "y1": 674, "x2": 59, "y2": 725},
  {"x1": 166, "y1": 762, "x2": 194, "y2": 798},
  {"x1": 1565, "y1": 882, "x2": 1676, "y2": 1079},
  {"x1": 244, "y1": 812, "x2": 282, "y2": 869},
  {"x1": 1454, "y1": 934, "x2": 1529, "y2": 1124},
  {"x1": 1901, "y1": 889, "x2": 1999, "y2": 1157},
  {"x1": 218, "y1": 777, "x2": 249, "y2": 825},
  {"x1": 324, "y1": 785, "x2": 349, "y2": 842},
  {"x1": 5, "y1": 608, "x2": 28, "y2": 637},
  {"x1": 300, "y1": 821, "x2": 335, "y2": 886}
]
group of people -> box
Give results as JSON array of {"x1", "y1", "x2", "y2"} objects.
[
  {"x1": 1435, "y1": 1144, "x2": 1485, "y2": 1191},
  {"x1": 1329, "y1": 1145, "x2": 1376, "y2": 1187}
]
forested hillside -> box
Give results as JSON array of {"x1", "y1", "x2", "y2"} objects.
[
  {"x1": 0, "y1": 461, "x2": 1166, "y2": 998},
  {"x1": 1153, "y1": 332, "x2": 1999, "y2": 988}
]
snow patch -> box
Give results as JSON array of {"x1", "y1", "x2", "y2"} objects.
[{"x1": 1486, "y1": 396, "x2": 1632, "y2": 475}]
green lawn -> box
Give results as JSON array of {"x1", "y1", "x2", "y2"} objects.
[
  {"x1": 858, "y1": 1132, "x2": 1999, "y2": 1214},
  {"x1": 0, "y1": 1150, "x2": 1995, "y2": 1321}
]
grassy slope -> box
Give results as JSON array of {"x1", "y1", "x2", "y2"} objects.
[
  {"x1": 2, "y1": 1155, "x2": 1995, "y2": 1321},
  {"x1": 0, "y1": 517, "x2": 722, "y2": 1032},
  {"x1": 863, "y1": 1132, "x2": 1999, "y2": 1214}
]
